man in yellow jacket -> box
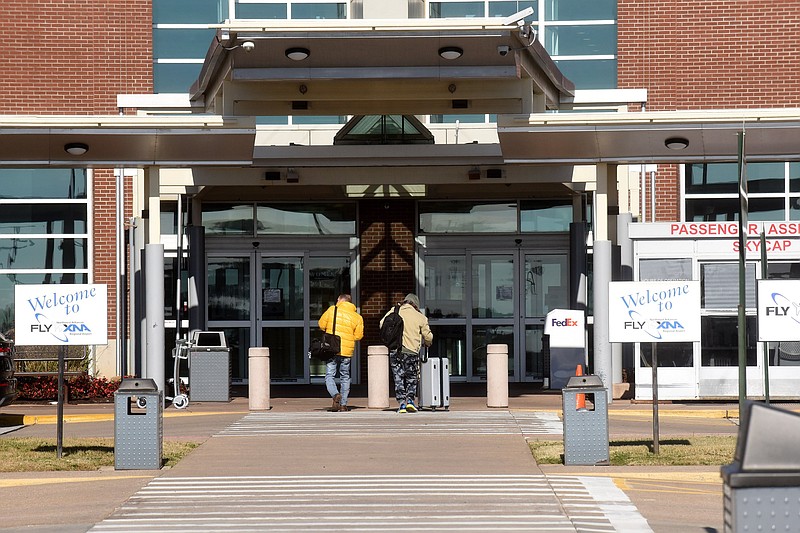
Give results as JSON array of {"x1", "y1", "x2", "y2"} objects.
[{"x1": 318, "y1": 294, "x2": 364, "y2": 412}]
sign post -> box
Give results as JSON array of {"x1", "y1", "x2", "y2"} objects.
[
  {"x1": 14, "y1": 284, "x2": 108, "y2": 458},
  {"x1": 609, "y1": 280, "x2": 701, "y2": 453}
]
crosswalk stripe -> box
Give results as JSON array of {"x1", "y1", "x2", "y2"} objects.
[{"x1": 215, "y1": 410, "x2": 563, "y2": 437}]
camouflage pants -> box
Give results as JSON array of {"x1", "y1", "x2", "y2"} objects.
[{"x1": 390, "y1": 349, "x2": 419, "y2": 405}]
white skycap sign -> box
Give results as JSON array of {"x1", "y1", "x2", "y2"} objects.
[
  {"x1": 544, "y1": 309, "x2": 585, "y2": 348},
  {"x1": 14, "y1": 284, "x2": 108, "y2": 346},
  {"x1": 608, "y1": 281, "x2": 701, "y2": 343},
  {"x1": 757, "y1": 280, "x2": 800, "y2": 341}
]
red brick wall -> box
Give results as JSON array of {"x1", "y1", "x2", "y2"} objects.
[
  {"x1": 1, "y1": 1, "x2": 152, "y2": 114},
  {"x1": 1, "y1": 1, "x2": 152, "y2": 340},
  {"x1": 358, "y1": 199, "x2": 416, "y2": 379},
  {"x1": 618, "y1": 1, "x2": 800, "y2": 221}
]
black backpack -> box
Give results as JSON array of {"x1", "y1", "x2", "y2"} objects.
[{"x1": 380, "y1": 303, "x2": 404, "y2": 351}]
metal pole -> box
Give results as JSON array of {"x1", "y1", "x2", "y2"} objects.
[
  {"x1": 737, "y1": 131, "x2": 748, "y2": 413},
  {"x1": 116, "y1": 168, "x2": 126, "y2": 376},
  {"x1": 652, "y1": 343, "x2": 659, "y2": 455},
  {"x1": 760, "y1": 230, "x2": 770, "y2": 405},
  {"x1": 56, "y1": 344, "x2": 65, "y2": 459}
]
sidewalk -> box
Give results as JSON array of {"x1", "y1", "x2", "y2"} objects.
[{"x1": 0, "y1": 388, "x2": 751, "y2": 532}]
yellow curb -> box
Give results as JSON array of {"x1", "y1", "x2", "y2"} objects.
[
  {"x1": 552, "y1": 471, "x2": 722, "y2": 484},
  {"x1": 513, "y1": 407, "x2": 740, "y2": 419},
  {"x1": 0, "y1": 475, "x2": 151, "y2": 488},
  {"x1": 1, "y1": 410, "x2": 249, "y2": 426}
]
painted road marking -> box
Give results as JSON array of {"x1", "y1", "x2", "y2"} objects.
[
  {"x1": 87, "y1": 474, "x2": 649, "y2": 532},
  {"x1": 0, "y1": 475, "x2": 151, "y2": 488}
]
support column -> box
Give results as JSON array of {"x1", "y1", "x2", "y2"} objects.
[
  {"x1": 487, "y1": 344, "x2": 509, "y2": 408},
  {"x1": 593, "y1": 240, "x2": 612, "y2": 404},
  {"x1": 248, "y1": 347, "x2": 270, "y2": 411},
  {"x1": 367, "y1": 345, "x2": 390, "y2": 409},
  {"x1": 145, "y1": 243, "x2": 165, "y2": 395}
]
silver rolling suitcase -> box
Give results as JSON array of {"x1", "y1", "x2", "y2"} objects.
[{"x1": 420, "y1": 356, "x2": 450, "y2": 410}]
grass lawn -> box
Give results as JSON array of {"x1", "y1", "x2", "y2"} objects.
[
  {"x1": 0, "y1": 437, "x2": 198, "y2": 472},
  {"x1": 530, "y1": 435, "x2": 737, "y2": 466}
]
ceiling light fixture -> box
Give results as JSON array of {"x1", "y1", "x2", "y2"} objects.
[
  {"x1": 285, "y1": 47, "x2": 310, "y2": 61},
  {"x1": 64, "y1": 143, "x2": 88, "y2": 156},
  {"x1": 664, "y1": 137, "x2": 689, "y2": 150},
  {"x1": 438, "y1": 46, "x2": 463, "y2": 60}
]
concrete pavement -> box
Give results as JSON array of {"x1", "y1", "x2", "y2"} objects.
[{"x1": 0, "y1": 387, "x2": 755, "y2": 532}]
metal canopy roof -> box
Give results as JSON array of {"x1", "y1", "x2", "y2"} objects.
[
  {"x1": 0, "y1": 115, "x2": 256, "y2": 166},
  {"x1": 190, "y1": 16, "x2": 574, "y2": 116},
  {"x1": 498, "y1": 109, "x2": 800, "y2": 164}
]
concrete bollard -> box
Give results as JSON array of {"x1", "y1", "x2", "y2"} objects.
[
  {"x1": 367, "y1": 345, "x2": 390, "y2": 409},
  {"x1": 248, "y1": 347, "x2": 270, "y2": 411},
  {"x1": 487, "y1": 343, "x2": 509, "y2": 408}
]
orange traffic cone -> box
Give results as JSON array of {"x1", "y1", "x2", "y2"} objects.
[{"x1": 575, "y1": 364, "x2": 587, "y2": 411}]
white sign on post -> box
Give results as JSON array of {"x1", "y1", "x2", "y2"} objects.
[
  {"x1": 544, "y1": 309, "x2": 585, "y2": 348},
  {"x1": 14, "y1": 284, "x2": 108, "y2": 346},
  {"x1": 608, "y1": 281, "x2": 701, "y2": 343},
  {"x1": 757, "y1": 280, "x2": 800, "y2": 342}
]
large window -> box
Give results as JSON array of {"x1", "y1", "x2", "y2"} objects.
[
  {"x1": 202, "y1": 202, "x2": 356, "y2": 236},
  {"x1": 684, "y1": 162, "x2": 799, "y2": 222},
  {"x1": 0, "y1": 169, "x2": 90, "y2": 333},
  {"x1": 420, "y1": 199, "x2": 573, "y2": 234}
]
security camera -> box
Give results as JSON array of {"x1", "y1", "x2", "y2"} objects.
[
  {"x1": 241, "y1": 41, "x2": 255, "y2": 53},
  {"x1": 497, "y1": 45, "x2": 511, "y2": 56}
]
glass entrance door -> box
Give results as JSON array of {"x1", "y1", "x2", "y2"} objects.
[
  {"x1": 207, "y1": 250, "x2": 354, "y2": 384},
  {"x1": 425, "y1": 249, "x2": 569, "y2": 383}
]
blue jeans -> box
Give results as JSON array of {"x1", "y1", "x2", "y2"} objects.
[{"x1": 325, "y1": 356, "x2": 351, "y2": 406}]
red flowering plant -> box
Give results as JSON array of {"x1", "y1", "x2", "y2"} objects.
[{"x1": 17, "y1": 375, "x2": 122, "y2": 402}]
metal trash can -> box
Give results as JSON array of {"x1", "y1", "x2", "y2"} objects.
[
  {"x1": 721, "y1": 401, "x2": 800, "y2": 533},
  {"x1": 114, "y1": 378, "x2": 163, "y2": 470},
  {"x1": 188, "y1": 331, "x2": 231, "y2": 402},
  {"x1": 562, "y1": 374, "x2": 609, "y2": 466}
]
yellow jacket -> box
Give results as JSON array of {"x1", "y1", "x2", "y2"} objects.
[{"x1": 318, "y1": 301, "x2": 364, "y2": 357}]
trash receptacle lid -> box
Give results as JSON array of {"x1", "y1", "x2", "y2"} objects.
[
  {"x1": 117, "y1": 378, "x2": 159, "y2": 392},
  {"x1": 565, "y1": 375, "x2": 604, "y2": 388}
]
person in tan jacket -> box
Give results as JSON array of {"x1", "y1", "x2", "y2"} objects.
[
  {"x1": 380, "y1": 293, "x2": 432, "y2": 413},
  {"x1": 318, "y1": 294, "x2": 364, "y2": 412}
]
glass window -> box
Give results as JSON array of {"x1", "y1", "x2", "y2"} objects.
[
  {"x1": 153, "y1": 28, "x2": 217, "y2": 60},
  {"x1": 262, "y1": 257, "x2": 304, "y2": 320},
  {"x1": 686, "y1": 197, "x2": 784, "y2": 222},
  {"x1": 700, "y1": 316, "x2": 757, "y2": 367},
  {"x1": 472, "y1": 325, "x2": 514, "y2": 377},
  {"x1": 524, "y1": 325, "x2": 545, "y2": 379},
  {"x1": 639, "y1": 258, "x2": 692, "y2": 281},
  {"x1": 256, "y1": 203, "x2": 356, "y2": 235},
  {"x1": 429, "y1": 1, "x2": 485, "y2": 18},
  {"x1": 153, "y1": 0, "x2": 225, "y2": 24},
  {"x1": 263, "y1": 326, "x2": 305, "y2": 379},
  {"x1": 430, "y1": 324, "x2": 467, "y2": 377},
  {"x1": 161, "y1": 201, "x2": 178, "y2": 236},
  {"x1": 420, "y1": 201, "x2": 517, "y2": 233},
  {"x1": 768, "y1": 262, "x2": 800, "y2": 280},
  {"x1": 686, "y1": 162, "x2": 785, "y2": 195},
  {"x1": 291, "y1": 3, "x2": 346, "y2": 19},
  {"x1": 473, "y1": 255, "x2": 514, "y2": 318},
  {"x1": 236, "y1": 3, "x2": 287, "y2": 19},
  {"x1": 0, "y1": 204, "x2": 87, "y2": 235},
  {"x1": 554, "y1": 59, "x2": 616, "y2": 89},
  {"x1": 790, "y1": 163, "x2": 800, "y2": 193},
  {"x1": 524, "y1": 254, "x2": 568, "y2": 316},
  {"x1": 203, "y1": 204, "x2": 255, "y2": 235},
  {"x1": 545, "y1": 0, "x2": 616, "y2": 21},
  {"x1": 701, "y1": 263, "x2": 756, "y2": 309},
  {"x1": 429, "y1": 114, "x2": 486, "y2": 124},
  {"x1": 0, "y1": 238, "x2": 86, "y2": 269},
  {"x1": 308, "y1": 256, "x2": 351, "y2": 319},
  {"x1": 0, "y1": 169, "x2": 87, "y2": 199},
  {"x1": 154, "y1": 63, "x2": 203, "y2": 93},
  {"x1": 640, "y1": 343, "x2": 693, "y2": 367},
  {"x1": 292, "y1": 115, "x2": 348, "y2": 125},
  {"x1": 207, "y1": 257, "x2": 251, "y2": 321},
  {"x1": 425, "y1": 255, "x2": 466, "y2": 319},
  {"x1": 545, "y1": 25, "x2": 616, "y2": 56},
  {"x1": 488, "y1": 1, "x2": 537, "y2": 20},
  {"x1": 164, "y1": 256, "x2": 188, "y2": 321},
  {"x1": 520, "y1": 199, "x2": 572, "y2": 232}
]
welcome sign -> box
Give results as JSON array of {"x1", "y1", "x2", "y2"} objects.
[
  {"x1": 757, "y1": 280, "x2": 800, "y2": 342},
  {"x1": 14, "y1": 284, "x2": 108, "y2": 346},
  {"x1": 608, "y1": 281, "x2": 701, "y2": 343}
]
